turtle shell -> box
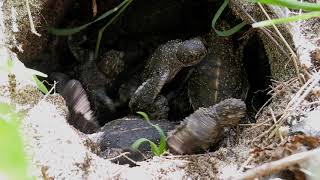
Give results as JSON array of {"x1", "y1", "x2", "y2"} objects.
[{"x1": 188, "y1": 33, "x2": 248, "y2": 110}]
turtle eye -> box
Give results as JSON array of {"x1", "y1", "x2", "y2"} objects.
[{"x1": 176, "y1": 38, "x2": 207, "y2": 66}]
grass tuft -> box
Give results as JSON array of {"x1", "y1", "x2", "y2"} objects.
[
  {"x1": 131, "y1": 112, "x2": 167, "y2": 156},
  {"x1": 251, "y1": 0, "x2": 320, "y2": 27}
]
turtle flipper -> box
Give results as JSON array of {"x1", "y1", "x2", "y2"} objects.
[
  {"x1": 50, "y1": 73, "x2": 100, "y2": 133},
  {"x1": 129, "y1": 69, "x2": 169, "y2": 116},
  {"x1": 167, "y1": 98, "x2": 246, "y2": 154},
  {"x1": 93, "y1": 88, "x2": 116, "y2": 112}
]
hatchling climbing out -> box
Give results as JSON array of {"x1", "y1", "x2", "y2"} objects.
[{"x1": 129, "y1": 37, "x2": 207, "y2": 118}]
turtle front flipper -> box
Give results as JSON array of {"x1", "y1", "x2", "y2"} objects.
[
  {"x1": 54, "y1": 78, "x2": 100, "y2": 134},
  {"x1": 167, "y1": 98, "x2": 246, "y2": 154},
  {"x1": 129, "y1": 69, "x2": 170, "y2": 118},
  {"x1": 93, "y1": 88, "x2": 116, "y2": 112}
]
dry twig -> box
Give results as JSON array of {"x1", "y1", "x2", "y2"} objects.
[
  {"x1": 252, "y1": 73, "x2": 320, "y2": 142},
  {"x1": 257, "y1": 3, "x2": 302, "y2": 83},
  {"x1": 233, "y1": 148, "x2": 320, "y2": 180},
  {"x1": 106, "y1": 152, "x2": 130, "y2": 161},
  {"x1": 25, "y1": 0, "x2": 41, "y2": 37},
  {"x1": 268, "y1": 73, "x2": 320, "y2": 139}
]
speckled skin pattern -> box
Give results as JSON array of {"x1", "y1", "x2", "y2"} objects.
[{"x1": 129, "y1": 38, "x2": 207, "y2": 116}]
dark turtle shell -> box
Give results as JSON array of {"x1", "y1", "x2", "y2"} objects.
[{"x1": 188, "y1": 32, "x2": 248, "y2": 110}]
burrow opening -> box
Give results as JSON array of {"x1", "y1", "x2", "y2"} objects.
[{"x1": 25, "y1": 0, "x2": 272, "y2": 162}]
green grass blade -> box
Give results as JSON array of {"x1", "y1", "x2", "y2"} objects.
[
  {"x1": 27, "y1": 68, "x2": 47, "y2": 78},
  {"x1": 94, "y1": 0, "x2": 130, "y2": 21},
  {"x1": 251, "y1": 0, "x2": 320, "y2": 11},
  {"x1": 136, "y1": 111, "x2": 150, "y2": 121},
  {"x1": 150, "y1": 124, "x2": 167, "y2": 154},
  {"x1": 131, "y1": 138, "x2": 160, "y2": 156},
  {"x1": 47, "y1": 24, "x2": 92, "y2": 36},
  {"x1": 212, "y1": 0, "x2": 247, "y2": 36},
  {"x1": 32, "y1": 75, "x2": 49, "y2": 94},
  {"x1": 136, "y1": 111, "x2": 167, "y2": 155},
  {"x1": 252, "y1": 12, "x2": 320, "y2": 27},
  {"x1": 47, "y1": 0, "x2": 131, "y2": 36},
  {"x1": 95, "y1": 0, "x2": 133, "y2": 58}
]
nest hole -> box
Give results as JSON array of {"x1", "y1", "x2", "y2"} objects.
[
  {"x1": 27, "y1": 0, "x2": 273, "y2": 127},
  {"x1": 23, "y1": 0, "x2": 273, "y2": 164},
  {"x1": 242, "y1": 33, "x2": 272, "y2": 120}
]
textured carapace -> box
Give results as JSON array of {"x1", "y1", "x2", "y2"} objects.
[{"x1": 188, "y1": 33, "x2": 248, "y2": 110}]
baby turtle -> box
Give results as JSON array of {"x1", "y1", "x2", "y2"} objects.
[
  {"x1": 96, "y1": 117, "x2": 178, "y2": 165},
  {"x1": 129, "y1": 38, "x2": 207, "y2": 118},
  {"x1": 68, "y1": 35, "x2": 126, "y2": 124},
  {"x1": 187, "y1": 32, "x2": 248, "y2": 110}
]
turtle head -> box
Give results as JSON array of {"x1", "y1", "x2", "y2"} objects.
[{"x1": 176, "y1": 38, "x2": 207, "y2": 66}]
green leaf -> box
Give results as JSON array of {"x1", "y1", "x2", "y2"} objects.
[
  {"x1": 27, "y1": 68, "x2": 48, "y2": 78},
  {"x1": 251, "y1": 0, "x2": 320, "y2": 11},
  {"x1": 47, "y1": 24, "x2": 91, "y2": 36},
  {"x1": 95, "y1": 0, "x2": 133, "y2": 58},
  {"x1": 212, "y1": 0, "x2": 247, "y2": 36},
  {"x1": 32, "y1": 75, "x2": 49, "y2": 94},
  {"x1": 131, "y1": 138, "x2": 160, "y2": 156},
  {"x1": 0, "y1": 102, "x2": 29, "y2": 180},
  {"x1": 252, "y1": 12, "x2": 320, "y2": 27},
  {"x1": 150, "y1": 123, "x2": 167, "y2": 154},
  {"x1": 0, "y1": 102, "x2": 14, "y2": 115},
  {"x1": 47, "y1": 0, "x2": 131, "y2": 36},
  {"x1": 135, "y1": 111, "x2": 167, "y2": 155},
  {"x1": 0, "y1": 103, "x2": 23, "y2": 124},
  {"x1": 136, "y1": 111, "x2": 150, "y2": 121}
]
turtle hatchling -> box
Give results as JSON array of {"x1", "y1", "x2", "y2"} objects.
[{"x1": 129, "y1": 38, "x2": 207, "y2": 118}]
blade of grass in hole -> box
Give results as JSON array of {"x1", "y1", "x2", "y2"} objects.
[
  {"x1": 212, "y1": 0, "x2": 246, "y2": 36},
  {"x1": 132, "y1": 111, "x2": 167, "y2": 156},
  {"x1": 131, "y1": 138, "x2": 161, "y2": 156},
  {"x1": 95, "y1": 0, "x2": 133, "y2": 58},
  {"x1": 136, "y1": 111, "x2": 167, "y2": 153},
  {"x1": 251, "y1": 0, "x2": 320, "y2": 11},
  {"x1": 252, "y1": 12, "x2": 320, "y2": 27},
  {"x1": 47, "y1": 0, "x2": 131, "y2": 36},
  {"x1": 136, "y1": 111, "x2": 150, "y2": 121}
]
